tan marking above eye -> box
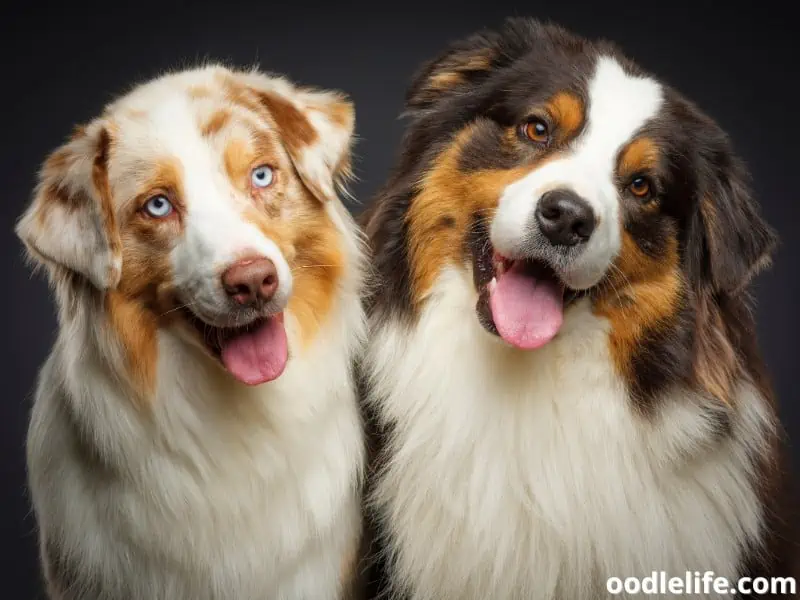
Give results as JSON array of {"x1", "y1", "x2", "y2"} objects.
[
  {"x1": 618, "y1": 137, "x2": 660, "y2": 177},
  {"x1": 201, "y1": 110, "x2": 231, "y2": 137},
  {"x1": 544, "y1": 91, "x2": 584, "y2": 140}
]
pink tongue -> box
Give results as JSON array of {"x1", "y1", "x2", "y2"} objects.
[
  {"x1": 489, "y1": 262, "x2": 564, "y2": 350},
  {"x1": 220, "y1": 316, "x2": 288, "y2": 385}
]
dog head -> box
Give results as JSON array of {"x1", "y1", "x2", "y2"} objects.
[
  {"x1": 367, "y1": 18, "x2": 776, "y2": 360},
  {"x1": 17, "y1": 65, "x2": 355, "y2": 394}
]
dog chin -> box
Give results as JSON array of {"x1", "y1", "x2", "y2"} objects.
[{"x1": 179, "y1": 306, "x2": 290, "y2": 386}]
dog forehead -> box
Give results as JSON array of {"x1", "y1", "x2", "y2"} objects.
[{"x1": 575, "y1": 55, "x2": 664, "y2": 163}]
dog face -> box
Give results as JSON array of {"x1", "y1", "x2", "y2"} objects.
[
  {"x1": 17, "y1": 66, "x2": 354, "y2": 393},
  {"x1": 364, "y1": 18, "x2": 776, "y2": 403}
]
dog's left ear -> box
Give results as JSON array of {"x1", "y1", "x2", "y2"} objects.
[
  {"x1": 687, "y1": 131, "x2": 778, "y2": 296},
  {"x1": 236, "y1": 72, "x2": 355, "y2": 202}
]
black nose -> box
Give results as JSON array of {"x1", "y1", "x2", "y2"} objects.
[{"x1": 535, "y1": 189, "x2": 596, "y2": 247}]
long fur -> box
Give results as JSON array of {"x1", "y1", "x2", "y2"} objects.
[
  {"x1": 360, "y1": 18, "x2": 797, "y2": 600},
  {"x1": 21, "y1": 65, "x2": 368, "y2": 600}
]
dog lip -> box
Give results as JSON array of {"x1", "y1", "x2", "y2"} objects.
[
  {"x1": 179, "y1": 305, "x2": 284, "y2": 356},
  {"x1": 472, "y1": 239, "x2": 585, "y2": 338}
]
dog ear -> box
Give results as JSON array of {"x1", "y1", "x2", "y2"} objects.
[
  {"x1": 405, "y1": 17, "x2": 549, "y2": 112},
  {"x1": 16, "y1": 122, "x2": 122, "y2": 290},
  {"x1": 237, "y1": 72, "x2": 355, "y2": 203},
  {"x1": 686, "y1": 131, "x2": 778, "y2": 296},
  {"x1": 405, "y1": 31, "x2": 501, "y2": 112}
]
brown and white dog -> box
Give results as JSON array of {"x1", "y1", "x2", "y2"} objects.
[
  {"x1": 17, "y1": 65, "x2": 366, "y2": 599},
  {"x1": 361, "y1": 18, "x2": 797, "y2": 600}
]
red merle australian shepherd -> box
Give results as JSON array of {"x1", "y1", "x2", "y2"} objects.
[{"x1": 359, "y1": 18, "x2": 797, "y2": 600}]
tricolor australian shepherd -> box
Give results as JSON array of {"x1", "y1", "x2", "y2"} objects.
[
  {"x1": 361, "y1": 18, "x2": 797, "y2": 599},
  {"x1": 17, "y1": 66, "x2": 366, "y2": 599}
]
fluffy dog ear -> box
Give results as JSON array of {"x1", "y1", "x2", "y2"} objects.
[
  {"x1": 236, "y1": 72, "x2": 355, "y2": 203},
  {"x1": 405, "y1": 31, "x2": 501, "y2": 112},
  {"x1": 16, "y1": 122, "x2": 122, "y2": 290},
  {"x1": 686, "y1": 129, "x2": 777, "y2": 296},
  {"x1": 405, "y1": 17, "x2": 546, "y2": 112}
]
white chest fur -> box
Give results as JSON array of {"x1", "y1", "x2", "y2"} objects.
[
  {"x1": 367, "y1": 269, "x2": 773, "y2": 600},
  {"x1": 27, "y1": 298, "x2": 365, "y2": 600}
]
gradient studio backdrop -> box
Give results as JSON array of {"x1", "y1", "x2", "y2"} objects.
[{"x1": 2, "y1": 1, "x2": 798, "y2": 597}]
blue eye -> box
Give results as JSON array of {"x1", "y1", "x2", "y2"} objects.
[
  {"x1": 251, "y1": 165, "x2": 275, "y2": 188},
  {"x1": 144, "y1": 195, "x2": 173, "y2": 218}
]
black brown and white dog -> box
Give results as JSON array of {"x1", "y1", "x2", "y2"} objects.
[
  {"x1": 18, "y1": 65, "x2": 366, "y2": 599},
  {"x1": 360, "y1": 18, "x2": 797, "y2": 600}
]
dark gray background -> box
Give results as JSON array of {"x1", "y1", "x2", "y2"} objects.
[{"x1": 2, "y1": 1, "x2": 797, "y2": 597}]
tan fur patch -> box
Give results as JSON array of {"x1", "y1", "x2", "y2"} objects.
[
  {"x1": 187, "y1": 84, "x2": 212, "y2": 99},
  {"x1": 693, "y1": 289, "x2": 739, "y2": 404},
  {"x1": 108, "y1": 157, "x2": 185, "y2": 402},
  {"x1": 288, "y1": 207, "x2": 345, "y2": 347},
  {"x1": 224, "y1": 138, "x2": 253, "y2": 190},
  {"x1": 593, "y1": 232, "x2": 683, "y2": 383},
  {"x1": 201, "y1": 109, "x2": 231, "y2": 137},
  {"x1": 618, "y1": 137, "x2": 660, "y2": 178},
  {"x1": 545, "y1": 92, "x2": 584, "y2": 141},
  {"x1": 105, "y1": 291, "x2": 159, "y2": 402},
  {"x1": 241, "y1": 191, "x2": 344, "y2": 347},
  {"x1": 429, "y1": 71, "x2": 466, "y2": 91},
  {"x1": 323, "y1": 97, "x2": 353, "y2": 130},
  {"x1": 427, "y1": 53, "x2": 493, "y2": 92},
  {"x1": 407, "y1": 125, "x2": 532, "y2": 304}
]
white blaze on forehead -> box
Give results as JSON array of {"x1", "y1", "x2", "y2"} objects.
[
  {"x1": 576, "y1": 56, "x2": 664, "y2": 176},
  {"x1": 491, "y1": 55, "x2": 664, "y2": 288}
]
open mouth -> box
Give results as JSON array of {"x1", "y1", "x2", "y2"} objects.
[
  {"x1": 472, "y1": 227, "x2": 578, "y2": 350},
  {"x1": 486, "y1": 252, "x2": 566, "y2": 350},
  {"x1": 181, "y1": 308, "x2": 288, "y2": 385}
]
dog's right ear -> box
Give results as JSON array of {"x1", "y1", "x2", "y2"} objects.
[
  {"x1": 16, "y1": 121, "x2": 122, "y2": 290},
  {"x1": 405, "y1": 17, "x2": 543, "y2": 112},
  {"x1": 405, "y1": 32, "x2": 501, "y2": 112}
]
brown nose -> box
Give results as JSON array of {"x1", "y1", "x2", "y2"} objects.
[{"x1": 221, "y1": 257, "x2": 279, "y2": 306}]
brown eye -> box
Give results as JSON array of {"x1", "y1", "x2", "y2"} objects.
[
  {"x1": 522, "y1": 118, "x2": 549, "y2": 144},
  {"x1": 630, "y1": 176, "x2": 651, "y2": 198}
]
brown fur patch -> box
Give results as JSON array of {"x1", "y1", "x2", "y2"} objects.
[
  {"x1": 545, "y1": 92, "x2": 584, "y2": 141},
  {"x1": 407, "y1": 125, "x2": 533, "y2": 303},
  {"x1": 108, "y1": 157, "x2": 186, "y2": 402},
  {"x1": 224, "y1": 138, "x2": 254, "y2": 190},
  {"x1": 241, "y1": 191, "x2": 344, "y2": 347},
  {"x1": 618, "y1": 137, "x2": 660, "y2": 178},
  {"x1": 255, "y1": 91, "x2": 318, "y2": 148},
  {"x1": 105, "y1": 291, "x2": 159, "y2": 402},
  {"x1": 223, "y1": 133, "x2": 282, "y2": 218},
  {"x1": 288, "y1": 209, "x2": 345, "y2": 347},
  {"x1": 143, "y1": 158, "x2": 184, "y2": 197},
  {"x1": 593, "y1": 232, "x2": 683, "y2": 384},
  {"x1": 201, "y1": 109, "x2": 231, "y2": 137},
  {"x1": 90, "y1": 128, "x2": 123, "y2": 285},
  {"x1": 692, "y1": 288, "x2": 740, "y2": 404}
]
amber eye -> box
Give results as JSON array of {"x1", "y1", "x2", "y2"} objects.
[
  {"x1": 630, "y1": 176, "x2": 652, "y2": 198},
  {"x1": 522, "y1": 118, "x2": 550, "y2": 144}
]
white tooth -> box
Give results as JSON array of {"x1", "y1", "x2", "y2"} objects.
[{"x1": 488, "y1": 277, "x2": 497, "y2": 292}]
